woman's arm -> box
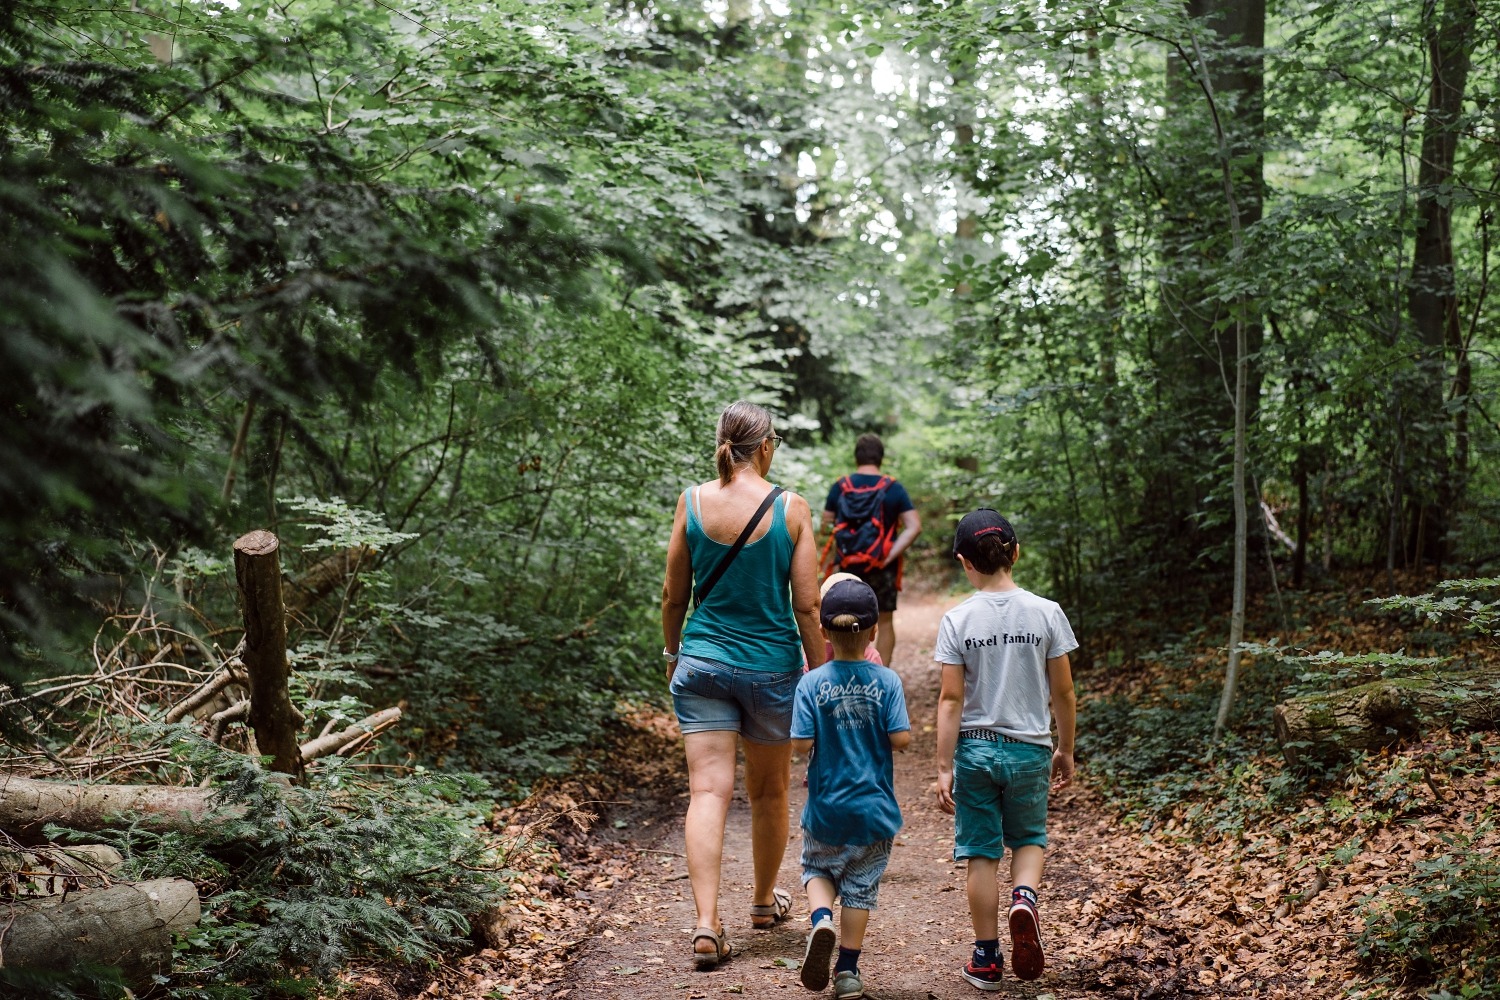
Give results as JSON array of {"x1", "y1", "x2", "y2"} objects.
[
  {"x1": 784, "y1": 492, "x2": 824, "y2": 669},
  {"x1": 661, "y1": 491, "x2": 693, "y2": 681}
]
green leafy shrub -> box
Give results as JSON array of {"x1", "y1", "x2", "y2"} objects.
[
  {"x1": 1355, "y1": 825, "x2": 1500, "y2": 998},
  {"x1": 62, "y1": 750, "x2": 503, "y2": 998}
]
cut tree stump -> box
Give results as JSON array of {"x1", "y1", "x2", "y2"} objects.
[
  {"x1": 0, "y1": 878, "x2": 200, "y2": 980},
  {"x1": 234, "y1": 530, "x2": 305, "y2": 782},
  {"x1": 1273, "y1": 669, "x2": 1500, "y2": 765}
]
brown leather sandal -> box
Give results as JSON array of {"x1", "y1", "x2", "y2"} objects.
[
  {"x1": 691, "y1": 925, "x2": 732, "y2": 970},
  {"x1": 749, "y1": 887, "x2": 792, "y2": 929}
]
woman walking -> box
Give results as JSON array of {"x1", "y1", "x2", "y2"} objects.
[{"x1": 662, "y1": 401, "x2": 823, "y2": 969}]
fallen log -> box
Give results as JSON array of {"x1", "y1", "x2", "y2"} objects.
[
  {"x1": 2, "y1": 844, "x2": 123, "y2": 894},
  {"x1": 0, "y1": 878, "x2": 200, "y2": 980},
  {"x1": 1273, "y1": 669, "x2": 1500, "y2": 765},
  {"x1": 284, "y1": 545, "x2": 373, "y2": 615},
  {"x1": 299, "y1": 707, "x2": 402, "y2": 764},
  {"x1": 0, "y1": 775, "x2": 227, "y2": 844},
  {"x1": 2, "y1": 705, "x2": 399, "y2": 839},
  {"x1": 164, "y1": 663, "x2": 244, "y2": 724}
]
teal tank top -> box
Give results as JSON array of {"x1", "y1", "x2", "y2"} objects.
[{"x1": 679, "y1": 487, "x2": 801, "y2": 672}]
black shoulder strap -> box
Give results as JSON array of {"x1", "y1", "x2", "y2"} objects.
[{"x1": 694, "y1": 487, "x2": 785, "y2": 609}]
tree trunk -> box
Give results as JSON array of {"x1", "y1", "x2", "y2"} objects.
[
  {"x1": 1406, "y1": 0, "x2": 1478, "y2": 566},
  {"x1": 233, "y1": 530, "x2": 304, "y2": 781},
  {"x1": 0, "y1": 878, "x2": 200, "y2": 981},
  {"x1": 1179, "y1": 3, "x2": 1262, "y2": 740},
  {"x1": 1273, "y1": 669, "x2": 1500, "y2": 765},
  {"x1": 1156, "y1": 0, "x2": 1266, "y2": 563},
  {"x1": 0, "y1": 774, "x2": 229, "y2": 844}
]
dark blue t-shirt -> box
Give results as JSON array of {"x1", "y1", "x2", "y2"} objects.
[
  {"x1": 791, "y1": 659, "x2": 909, "y2": 845},
  {"x1": 824, "y1": 474, "x2": 914, "y2": 530}
]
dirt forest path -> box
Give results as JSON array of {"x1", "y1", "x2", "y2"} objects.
[{"x1": 553, "y1": 589, "x2": 1113, "y2": 1000}]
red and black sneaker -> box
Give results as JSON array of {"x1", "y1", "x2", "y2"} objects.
[
  {"x1": 1008, "y1": 891, "x2": 1045, "y2": 981},
  {"x1": 960, "y1": 956, "x2": 1003, "y2": 992}
]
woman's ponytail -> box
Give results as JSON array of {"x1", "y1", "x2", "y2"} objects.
[
  {"x1": 716, "y1": 441, "x2": 737, "y2": 485},
  {"x1": 714, "y1": 401, "x2": 774, "y2": 485}
]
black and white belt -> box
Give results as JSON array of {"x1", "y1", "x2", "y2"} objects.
[{"x1": 959, "y1": 728, "x2": 1030, "y2": 745}]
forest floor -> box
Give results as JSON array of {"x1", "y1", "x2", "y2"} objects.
[{"x1": 414, "y1": 581, "x2": 1500, "y2": 1000}]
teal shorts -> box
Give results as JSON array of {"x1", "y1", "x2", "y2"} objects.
[{"x1": 952, "y1": 736, "x2": 1051, "y2": 859}]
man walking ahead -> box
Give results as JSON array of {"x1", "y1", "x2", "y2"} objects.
[{"x1": 822, "y1": 434, "x2": 922, "y2": 667}]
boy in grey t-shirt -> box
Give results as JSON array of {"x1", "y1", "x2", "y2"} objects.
[{"x1": 934, "y1": 509, "x2": 1077, "y2": 991}]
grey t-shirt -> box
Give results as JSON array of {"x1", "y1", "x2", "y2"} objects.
[{"x1": 934, "y1": 588, "x2": 1079, "y2": 747}]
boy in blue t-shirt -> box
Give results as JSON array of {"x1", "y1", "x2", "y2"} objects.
[{"x1": 791, "y1": 578, "x2": 911, "y2": 1000}]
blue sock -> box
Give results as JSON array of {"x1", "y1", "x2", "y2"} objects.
[
  {"x1": 811, "y1": 907, "x2": 833, "y2": 926},
  {"x1": 973, "y1": 939, "x2": 1000, "y2": 966},
  {"x1": 835, "y1": 947, "x2": 860, "y2": 974}
]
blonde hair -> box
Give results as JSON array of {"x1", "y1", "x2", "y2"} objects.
[
  {"x1": 828, "y1": 625, "x2": 874, "y2": 659},
  {"x1": 714, "y1": 401, "x2": 773, "y2": 485}
]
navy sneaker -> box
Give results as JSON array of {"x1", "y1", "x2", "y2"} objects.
[
  {"x1": 1009, "y1": 893, "x2": 1044, "y2": 980},
  {"x1": 960, "y1": 956, "x2": 1004, "y2": 991}
]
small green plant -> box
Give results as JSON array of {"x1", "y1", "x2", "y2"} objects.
[
  {"x1": 58, "y1": 743, "x2": 504, "y2": 999},
  {"x1": 1355, "y1": 824, "x2": 1500, "y2": 998}
]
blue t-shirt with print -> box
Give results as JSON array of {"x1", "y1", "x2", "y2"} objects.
[{"x1": 791, "y1": 659, "x2": 910, "y2": 846}]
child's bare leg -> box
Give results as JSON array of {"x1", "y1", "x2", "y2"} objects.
[
  {"x1": 1010, "y1": 845, "x2": 1044, "y2": 892},
  {"x1": 965, "y1": 857, "x2": 1001, "y2": 939},
  {"x1": 838, "y1": 907, "x2": 869, "y2": 951},
  {"x1": 801, "y1": 877, "x2": 839, "y2": 991},
  {"x1": 806, "y1": 876, "x2": 836, "y2": 915}
]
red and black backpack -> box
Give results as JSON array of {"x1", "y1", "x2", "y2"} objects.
[{"x1": 825, "y1": 475, "x2": 897, "y2": 573}]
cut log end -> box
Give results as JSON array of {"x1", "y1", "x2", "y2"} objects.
[{"x1": 233, "y1": 529, "x2": 280, "y2": 557}]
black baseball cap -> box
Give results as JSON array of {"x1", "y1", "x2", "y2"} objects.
[
  {"x1": 953, "y1": 508, "x2": 1017, "y2": 561},
  {"x1": 820, "y1": 578, "x2": 879, "y2": 631}
]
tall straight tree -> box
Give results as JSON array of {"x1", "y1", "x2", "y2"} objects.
[
  {"x1": 1154, "y1": 0, "x2": 1265, "y2": 564},
  {"x1": 1406, "y1": 0, "x2": 1479, "y2": 566}
]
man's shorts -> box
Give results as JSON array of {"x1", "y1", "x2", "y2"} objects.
[
  {"x1": 849, "y1": 564, "x2": 899, "y2": 613},
  {"x1": 669, "y1": 654, "x2": 799, "y2": 744},
  {"x1": 951, "y1": 736, "x2": 1051, "y2": 860},
  {"x1": 800, "y1": 832, "x2": 894, "y2": 910}
]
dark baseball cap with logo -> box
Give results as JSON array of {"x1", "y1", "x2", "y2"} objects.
[
  {"x1": 819, "y1": 578, "x2": 880, "y2": 631},
  {"x1": 953, "y1": 508, "x2": 1017, "y2": 562}
]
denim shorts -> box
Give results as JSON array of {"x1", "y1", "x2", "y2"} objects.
[
  {"x1": 952, "y1": 736, "x2": 1052, "y2": 859},
  {"x1": 670, "y1": 654, "x2": 799, "y2": 745},
  {"x1": 800, "y1": 833, "x2": 893, "y2": 910}
]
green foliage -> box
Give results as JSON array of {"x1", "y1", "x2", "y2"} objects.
[
  {"x1": 285, "y1": 497, "x2": 419, "y2": 553},
  {"x1": 63, "y1": 749, "x2": 502, "y2": 996},
  {"x1": 1356, "y1": 824, "x2": 1500, "y2": 999},
  {"x1": 0, "y1": 965, "x2": 131, "y2": 1000}
]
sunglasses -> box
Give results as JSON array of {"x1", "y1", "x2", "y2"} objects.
[{"x1": 767, "y1": 434, "x2": 783, "y2": 450}]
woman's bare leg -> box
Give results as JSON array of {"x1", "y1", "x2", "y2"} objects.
[
  {"x1": 684, "y1": 730, "x2": 738, "y2": 952},
  {"x1": 742, "y1": 738, "x2": 793, "y2": 911}
]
